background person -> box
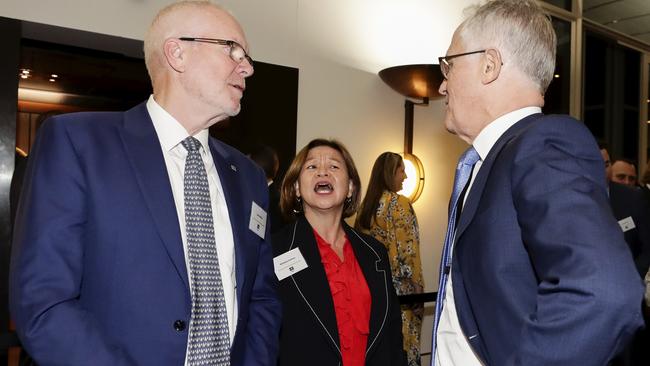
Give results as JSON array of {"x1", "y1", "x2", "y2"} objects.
[
  {"x1": 611, "y1": 159, "x2": 639, "y2": 187},
  {"x1": 9, "y1": 1, "x2": 280, "y2": 364},
  {"x1": 249, "y1": 143, "x2": 284, "y2": 233},
  {"x1": 432, "y1": 0, "x2": 643, "y2": 365},
  {"x1": 272, "y1": 139, "x2": 407, "y2": 366},
  {"x1": 356, "y1": 152, "x2": 424, "y2": 366}
]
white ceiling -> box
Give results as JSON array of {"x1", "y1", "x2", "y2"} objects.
[{"x1": 583, "y1": 0, "x2": 650, "y2": 45}]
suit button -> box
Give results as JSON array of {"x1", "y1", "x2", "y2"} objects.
[{"x1": 174, "y1": 320, "x2": 186, "y2": 331}]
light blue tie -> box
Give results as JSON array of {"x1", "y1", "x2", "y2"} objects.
[
  {"x1": 182, "y1": 137, "x2": 231, "y2": 365},
  {"x1": 431, "y1": 146, "x2": 480, "y2": 365}
]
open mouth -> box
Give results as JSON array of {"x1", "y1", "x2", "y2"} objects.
[{"x1": 314, "y1": 182, "x2": 333, "y2": 193}]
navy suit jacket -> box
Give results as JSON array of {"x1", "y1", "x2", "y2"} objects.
[
  {"x1": 450, "y1": 113, "x2": 644, "y2": 365},
  {"x1": 9, "y1": 102, "x2": 281, "y2": 365}
]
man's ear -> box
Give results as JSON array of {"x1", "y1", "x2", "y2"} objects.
[
  {"x1": 163, "y1": 39, "x2": 185, "y2": 72},
  {"x1": 481, "y1": 48, "x2": 502, "y2": 84}
]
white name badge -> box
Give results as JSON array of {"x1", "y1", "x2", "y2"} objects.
[
  {"x1": 273, "y1": 247, "x2": 308, "y2": 281},
  {"x1": 249, "y1": 201, "x2": 267, "y2": 239},
  {"x1": 618, "y1": 216, "x2": 636, "y2": 232}
]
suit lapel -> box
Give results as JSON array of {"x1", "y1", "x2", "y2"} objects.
[
  {"x1": 208, "y1": 139, "x2": 248, "y2": 303},
  {"x1": 289, "y1": 217, "x2": 341, "y2": 354},
  {"x1": 455, "y1": 113, "x2": 542, "y2": 240},
  {"x1": 344, "y1": 225, "x2": 388, "y2": 357},
  {"x1": 119, "y1": 103, "x2": 188, "y2": 291}
]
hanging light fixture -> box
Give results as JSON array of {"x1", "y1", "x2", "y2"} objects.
[{"x1": 378, "y1": 64, "x2": 444, "y2": 202}]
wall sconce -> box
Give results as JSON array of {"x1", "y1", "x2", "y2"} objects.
[{"x1": 378, "y1": 64, "x2": 444, "y2": 202}]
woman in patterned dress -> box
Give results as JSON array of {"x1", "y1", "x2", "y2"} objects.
[{"x1": 356, "y1": 152, "x2": 424, "y2": 366}]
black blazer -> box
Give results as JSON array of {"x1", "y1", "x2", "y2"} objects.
[
  {"x1": 272, "y1": 216, "x2": 407, "y2": 366},
  {"x1": 609, "y1": 182, "x2": 650, "y2": 277}
]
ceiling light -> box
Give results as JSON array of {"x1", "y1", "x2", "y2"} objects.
[
  {"x1": 20, "y1": 74, "x2": 29, "y2": 79},
  {"x1": 20, "y1": 69, "x2": 31, "y2": 75},
  {"x1": 49, "y1": 78, "x2": 56, "y2": 82},
  {"x1": 51, "y1": 74, "x2": 58, "y2": 78},
  {"x1": 554, "y1": 74, "x2": 560, "y2": 78}
]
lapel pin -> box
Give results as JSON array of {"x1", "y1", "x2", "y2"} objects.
[{"x1": 230, "y1": 164, "x2": 237, "y2": 172}]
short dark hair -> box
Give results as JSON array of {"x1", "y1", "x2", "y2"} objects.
[
  {"x1": 249, "y1": 144, "x2": 278, "y2": 180},
  {"x1": 596, "y1": 140, "x2": 609, "y2": 152},
  {"x1": 612, "y1": 158, "x2": 636, "y2": 168},
  {"x1": 280, "y1": 139, "x2": 361, "y2": 220}
]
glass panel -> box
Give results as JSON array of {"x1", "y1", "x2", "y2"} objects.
[
  {"x1": 583, "y1": 30, "x2": 641, "y2": 163},
  {"x1": 543, "y1": 17, "x2": 571, "y2": 115},
  {"x1": 541, "y1": 0, "x2": 571, "y2": 12}
]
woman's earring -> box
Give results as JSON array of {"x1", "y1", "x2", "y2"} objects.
[{"x1": 293, "y1": 196, "x2": 303, "y2": 214}]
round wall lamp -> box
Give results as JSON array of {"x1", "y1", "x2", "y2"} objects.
[
  {"x1": 400, "y1": 153, "x2": 425, "y2": 202},
  {"x1": 379, "y1": 64, "x2": 443, "y2": 203}
]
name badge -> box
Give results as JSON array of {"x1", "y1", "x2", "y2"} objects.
[
  {"x1": 618, "y1": 216, "x2": 636, "y2": 233},
  {"x1": 273, "y1": 247, "x2": 308, "y2": 281},
  {"x1": 249, "y1": 201, "x2": 267, "y2": 239}
]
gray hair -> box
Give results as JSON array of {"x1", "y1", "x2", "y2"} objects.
[{"x1": 458, "y1": 0, "x2": 556, "y2": 93}]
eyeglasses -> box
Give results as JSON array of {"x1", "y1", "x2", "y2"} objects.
[
  {"x1": 438, "y1": 50, "x2": 486, "y2": 79},
  {"x1": 179, "y1": 37, "x2": 253, "y2": 67}
]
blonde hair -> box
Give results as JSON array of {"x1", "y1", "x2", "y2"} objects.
[{"x1": 458, "y1": 0, "x2": 556, "y2": 93}]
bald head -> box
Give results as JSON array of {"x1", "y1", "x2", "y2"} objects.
[{"x1": 144, "y1": 1, "x2": 245, "y2": 89}]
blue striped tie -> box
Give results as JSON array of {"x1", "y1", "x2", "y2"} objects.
[
  {"x1": 182, "y1": 136, "x2": 231, "y2": 365},
  {"x1": 431, "y1": 146, "x2": 480, "y2": 365}
]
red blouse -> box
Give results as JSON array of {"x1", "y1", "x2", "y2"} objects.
[{"x1": 314, "y1": 229, "x2": 372, "y2": 366}]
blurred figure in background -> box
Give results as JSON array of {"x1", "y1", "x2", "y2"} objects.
[
  {"x1": 273, "y1": 139, "x2": 407, "y2": 366},
  {"x1": 356, "y1": 152, "x2": 424, "y2": 366},
  {"x1": 249, "y1": 143, "x2": 284, "y2": 233}
]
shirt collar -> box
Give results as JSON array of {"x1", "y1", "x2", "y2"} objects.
[
  {"x1": 146, "y1": 95, "x2": 210, "y2": 153},
  {"x1": 472, "y1": 106, "x2": 541, "y2": 161}
]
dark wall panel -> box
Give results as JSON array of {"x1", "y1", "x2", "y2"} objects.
[{"x1": 0, "y1": 16, "x2": 20, "y2": 364}]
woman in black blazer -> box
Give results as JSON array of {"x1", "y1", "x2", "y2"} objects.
[{"x1": 272, "y1": 138, "x2": 407, "y2": 366}]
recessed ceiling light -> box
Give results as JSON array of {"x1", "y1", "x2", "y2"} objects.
[
  {"x1": 49, "y1": 78, "x2": 56, "y2": 82},
  {"x1": 554, "y1": 74, "x2": 560, "y2": 78},
  {"x1": 20, "y1": 74, "x2": 29, "y2": 79},
  {"x1": 20, "y1": 69, "x2": 31, "y2": 75},
  {"x1": 51, "y1": 74, "x2": 58, "y2": 78}
]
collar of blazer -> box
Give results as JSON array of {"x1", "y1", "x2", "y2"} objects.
[
  {"x1": 285, "y1": 215, "x2": 390, "y2": 359},
  {"x1": 455, "y1": 113, "x2": 543, "y2": 243},
  {"x1": 121, "y1": 102, "x2": 250, "y2": 303}
]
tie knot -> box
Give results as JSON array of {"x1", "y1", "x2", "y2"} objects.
[
  {"x1": 181, "y1": 136, "x2": 201, "y2": 153},
  {"x1": 459, "y1": 146, "x2": 480, "y2": 167}
]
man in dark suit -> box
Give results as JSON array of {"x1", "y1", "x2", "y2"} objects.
[
  {"x1": 9, "y1": 1, "x2": 281, "y2": 365},
  {"x1": 432, "y1": 1, "x2": 643, "y2": 365},
  {"x1": 600, "y1": 145, "x2": 650, "y2": 366},
  {"x1": 249, "y1": 144, "x2": 284, "y2": 233},
  {"x1": 600, "y1": 146, "x2": 650, "y2": 277}
]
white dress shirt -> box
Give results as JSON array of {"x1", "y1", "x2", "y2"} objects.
[
  {"x1": 436, "y1": 107, "x2": 542, "y2": 365},
  {"x1": 146, "y1": 96, "x2": 238, "y2": 363}
]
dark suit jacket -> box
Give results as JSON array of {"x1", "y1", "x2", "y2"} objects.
[
  {"x1": 9, "y1": 102, "x2": 281, "y2": 365},
  {"x1": 450, "y1": 113, "x2": 644, "y2": 365},
  {"x1": 609, "y1": 182, "x2": 650, "y2": 277},
  {"x1": 268, "y1": 181, "x2": 283, "y2": 234},
  {"x1": 272, "y1": 216, "x2": 407, "y2": 366}
]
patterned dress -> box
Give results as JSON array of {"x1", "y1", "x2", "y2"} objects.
[{"x1": 363, "y1": 190, "x2": 424, "y2": 366}]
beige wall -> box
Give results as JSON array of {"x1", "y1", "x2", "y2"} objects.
[{"x1": 1, "y1": 0, "x2": 474, "y2": 359}]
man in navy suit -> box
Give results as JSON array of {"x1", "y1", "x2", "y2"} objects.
[
  {"x1": 9, "y1": 1, "x2": 281, "y2": 365},
  {"x1": 432, "y1": 0, "x2": 643, "y2": 365}
]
